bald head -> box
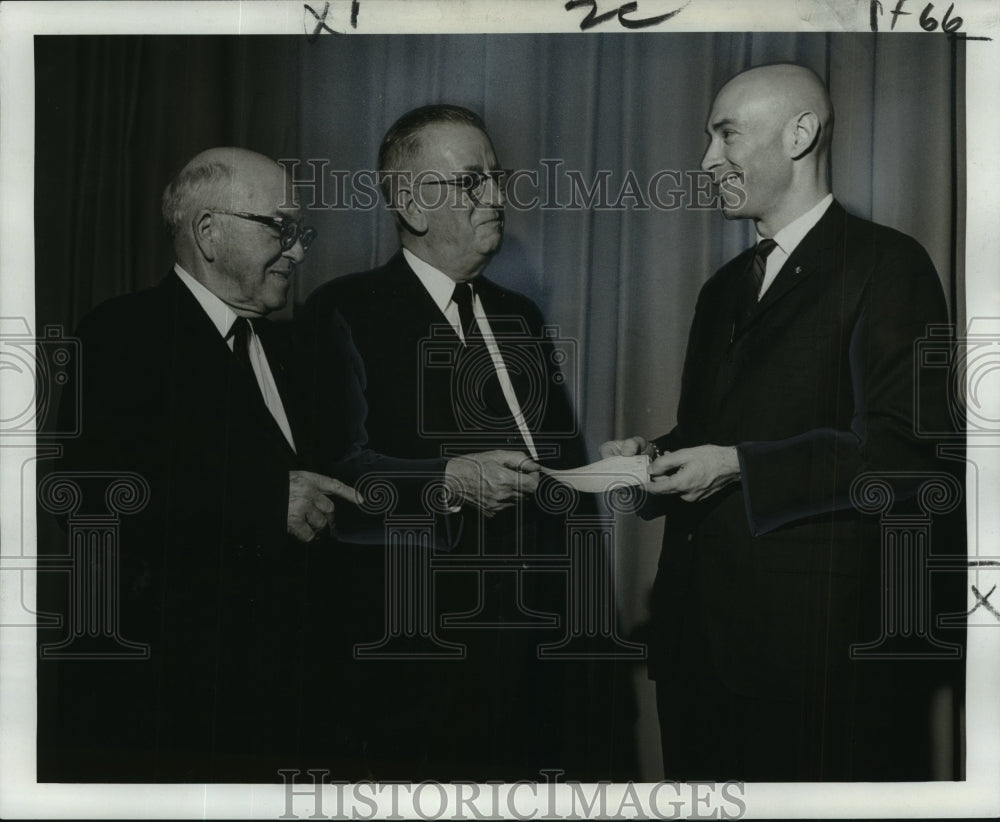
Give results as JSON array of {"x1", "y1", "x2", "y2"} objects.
[
  {"x1": 702, "y1": 63, "x2": 834, "y2": 235},
  {"x1": 720, "y1": 64, "x2": 833, "y2": 153}
]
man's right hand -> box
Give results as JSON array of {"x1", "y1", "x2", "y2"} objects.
[
  {"x1": 287, "y1": 470, "x2": 362, "y2": 542},
  {"x1": 599, "y1": 436, "x2": 648, "y2": 459},
  {"x1": 444, "y1": 450, "x2": 540, "y2": 517}
]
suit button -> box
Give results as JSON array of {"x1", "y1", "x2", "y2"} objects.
[{"x1": 687, "y1": 532, "x2": 694, "y2": 543}]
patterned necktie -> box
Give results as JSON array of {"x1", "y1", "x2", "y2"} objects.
[
  {"x1": 751, "y1": 238, "x2": 778, "y2": 301},
  {"x1": 733, "y1": 238, "x2": 779, "y2": 339}
]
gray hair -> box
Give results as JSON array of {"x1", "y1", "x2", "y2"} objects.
[{"x1": 161, "y1": 160, "x2": 234, "y2": 239}]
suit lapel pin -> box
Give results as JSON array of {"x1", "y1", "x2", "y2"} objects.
[{"x1": 795, "y1": 266, "x2": 802, "y2": 275}]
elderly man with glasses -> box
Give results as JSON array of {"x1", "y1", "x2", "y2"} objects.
[
  {"x1": 298, "y1": 106, "x2": 633, "y2": 781},
  {"x1": 40, "y1": 147, "x2": 392, "y2": 782}
]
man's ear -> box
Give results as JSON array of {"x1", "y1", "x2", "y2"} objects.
[
  {"x1": 788, "y1": 111, "x2": 821, "y2": 160},
  {"x1": 396, "y1": 188, "x2": 428, "y2": 235},
  {"x1": 192, "y1": 210, "x2": 218, "y2": 262}
]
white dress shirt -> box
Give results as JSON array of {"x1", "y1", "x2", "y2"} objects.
[
  {"x1": 756, "y1": 193, "x2": 834, "y2": 298},
  {"x1": 403, "y1": 248, "x2": 539, "y2": 460},
  {"x1": 174, "y1": 264, "x2": 296, "y2": 452}
]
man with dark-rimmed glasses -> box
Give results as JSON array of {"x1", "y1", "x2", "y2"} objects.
[
  {"x1": 298, "y1": 106, "x2": 633, "y2": 781},
  {"x1": 41, "y1": 147, "x2": 375, "y2": 781}
]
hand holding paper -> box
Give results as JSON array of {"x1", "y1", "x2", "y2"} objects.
[
  {"x1": 444, "y1": 450, "x2": 540, "y2": 516},
  {"x1": 598, "y1": 435, "x2": 648, "y2": 459},
  {"x1": 645, "y1": 444, "x2": 740, "y2": 501}
]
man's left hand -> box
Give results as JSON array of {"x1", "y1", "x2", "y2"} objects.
[{"x1": 644, "y1": 444, "x2": 741, "y2": 502}]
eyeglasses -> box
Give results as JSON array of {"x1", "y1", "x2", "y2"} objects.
[
  {"x1": 213, "y1": 211, "x2": 317, "y2": 252},
  {"x1": 416, "y1": 170, "x2": 510, "y2": 202}
]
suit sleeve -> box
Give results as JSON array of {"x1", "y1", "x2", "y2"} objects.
[
  {"x1": 294, "y1": 288, "x2": 454, "y2": 544},
  {"x1": 638, "y1": 280, "x2": 718, "y2": 521},
  {"x1": 737, "y1": 236, "x2": 952, "y2": 535},
  {"x1": 518, "y1": 299, "x2": 590, "y2": 470}
]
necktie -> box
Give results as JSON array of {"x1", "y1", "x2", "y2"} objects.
[
  {"x1": 228, "y1": 317, "x2": 265, "y2": 402},
  {"x1": 732, "y1": 238, "x2": 778, "y2": 340},
  {"x1": 229, "y1": 316, "x2": 253, "y2": 370},
  {"x1": 451, "y1": 282, "x2": 479, "y2": 343},
  {"x1": 750, "y1": 238, "x2": 778, "y2": 301},
  {"x1": 449, "y1": 283, "x2": 523, "y2": 442}
]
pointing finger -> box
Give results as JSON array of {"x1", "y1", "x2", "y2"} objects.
[{"x1": 310, "y1": 473, "x2": 364, "y2": 506}]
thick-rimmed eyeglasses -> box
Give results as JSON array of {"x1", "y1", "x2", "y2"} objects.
[
  {"x1": 415, "y1": 170, "x2": 510, "y2": 202},
  {"x1": 213, "y1": 211, "x2": 317, "y2": 252}
]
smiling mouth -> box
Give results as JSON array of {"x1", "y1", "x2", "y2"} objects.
[{"x1": 268, "y1": 269, "x2": 293, "y2": 281}]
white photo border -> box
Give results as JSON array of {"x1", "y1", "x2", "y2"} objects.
[{"x1": 2, "y1": 1, "x2": 998, "y2": 818}]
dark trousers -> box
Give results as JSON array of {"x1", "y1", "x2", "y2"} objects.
[{"x1": 654, "y1": 642, "x2": 948, "y2": 782}]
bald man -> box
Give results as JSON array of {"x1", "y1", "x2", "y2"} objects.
[
  {"x1": 39, "y1": 147, "x2": 375, "y2": 781},
  {"x1": 602, "y1": 64, "x2": 963, "y2": 780}
]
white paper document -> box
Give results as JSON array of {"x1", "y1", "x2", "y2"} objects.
[{"x1": 540, "y1": 455, "x2": 650, "y2": 494}]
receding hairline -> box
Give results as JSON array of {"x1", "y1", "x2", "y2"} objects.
[
  {"x1": 378, "y1": 106, "x2": 488, "y2": 173},
  {"x1": 161, "y1": 148, "x2": 285, "y2": 238}
]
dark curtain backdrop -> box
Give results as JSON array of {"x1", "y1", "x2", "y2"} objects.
[{"x1": 35, "y1": 33, "x2": 963, "y2": 779}]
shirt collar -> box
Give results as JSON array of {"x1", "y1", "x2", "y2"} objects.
[
  {"x1": 173, "y1": 263, "x2": 240, "y2": 338},
  {"x1": 757, "y1": 193, "x2": 834, "y2": 257},
  {"x1": 402, "y1": 248, "x2": 471, "y2": 314}
]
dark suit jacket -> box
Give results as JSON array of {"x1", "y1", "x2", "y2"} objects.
[
  {"x1": 647, "y1": 202, "x2": 964, "y2": 778},
  {"x1": 301, "y1": 252, "x2": 590, "y2": 556},
  {"x1": 38, "y1": 271, "x2": 382, "y2": 781},
  {"x1": 302, "y1": 251, "x2": 585, "y2": 466},
  {"x1": 298, "y1": 251, "x2": 633, "y2": 781}
]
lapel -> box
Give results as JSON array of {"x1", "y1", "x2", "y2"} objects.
[
  {"x1": 470, "y1": 275, "x2": 536, "y2": 420},
  {"x1": 390, "y1": 255, "x2": 531, "y2": 443},
  {"x1": 161, "y1": 271, "x2": 298, "y2": 459},
  {"x1": 736, "y1": 200, "x2": 847, "y2": 338},
  {"x1": 254, "y1": 320, "x2": 303, "y2": 456},
  {"x1": 387, "y1": 252, "x2": 464, "y2": 346},
  {"x1": 472, "y1": 275, "x2": 518, "y2": 364}
]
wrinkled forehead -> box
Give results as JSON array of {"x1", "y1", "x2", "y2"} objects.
[{"x1": 412, "y1": 122, "x2": 498, "y2": 172}]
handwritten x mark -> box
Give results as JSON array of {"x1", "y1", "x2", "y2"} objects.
[
  {"x1": 969, "y1": 584, "x2": 1000, "y2": 622},
  {"x1": 304, "y1": 1, "x2": 360, "y2": 42}
]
